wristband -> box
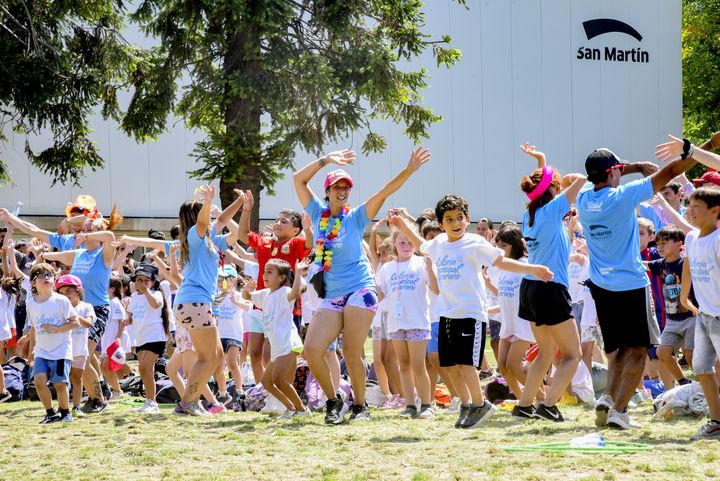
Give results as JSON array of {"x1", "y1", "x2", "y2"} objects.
[
  {"x1": 681, "y1": 138, "x2": 692, "y2": 160},
  {"x1": 318, "y1": 157, "x2": 327, "y2": 167}
]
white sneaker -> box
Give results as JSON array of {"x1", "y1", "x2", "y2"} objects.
[
  {"x1": 294, "y1": 407, "x2": 312, "y2": 418},
  {"x1": 447, "y1": 396, "x2": 462, "y2": 414},
  {"x1": 278, "y1": 409, "x2": 296, "y2": 420},
  {"x1": 110, "y1": 391, "x2": 124, "y2": 400},
  {"x1": 607, "y1": 408, "x2": 641, "y2": 430},
  {"x1": 594, "y1": 394, "x2": 613, "y2": 427},
  {"x1": 135, "y1": 399, "x2": 160, "y2": 414}
]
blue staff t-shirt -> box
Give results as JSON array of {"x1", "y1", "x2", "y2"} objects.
[
  {"x1": 522, "y1": 192, "x2": 571, "y2": 287},
  {"x1": 48, "y1": 233, "x2": 83, "y2": 251},
  {"x1": 305, "y1": 195, "x2": 375, "y2": 299},
  {"x1": 174, "y1": 225, "x2": 229, "y2": 306},
  {"x1": 576, "y1": 177, "x2": 654, "y2": 291},
  {"x1": 70, "y1": 248, "x2": 111, "y2": 306}
]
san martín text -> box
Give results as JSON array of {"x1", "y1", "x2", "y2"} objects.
[{"x1": 576, "y1": 46, "x2": 649, "y2": 63}]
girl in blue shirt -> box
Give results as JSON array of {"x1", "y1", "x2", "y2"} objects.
[
  {"x1": 293, "y1": 146, "x2": 430, "y2": 424},
  {"x1": 172, "y1": 185, "x2": 245, "y2": 416},
  {"x1": 513, "y1": 143, "x2": 585, "y2": 423}
]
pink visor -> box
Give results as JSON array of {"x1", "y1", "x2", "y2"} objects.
[
  {"x1": 526, "y1": 166, "x2": 555, "y2": 201},
  {"x1": 324, "y1": 170, "x2": 354, "y2": 190}
]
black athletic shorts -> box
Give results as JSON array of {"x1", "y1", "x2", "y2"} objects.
[
  {"x1": 587, "y1": 281, "x2": 660, "y2": 354},
  {"x1": 88, "y1": 305, "x2": 109, "y2": 345},
  {"x1": 438, "y1": 317, "x2": 486, "y2": 368},
  {"x1": 136, "y1": 341, "x2": 166, "y2": 357},
  {"x1": 518, "y1": 279, "x2": 573, "y2": 326}
]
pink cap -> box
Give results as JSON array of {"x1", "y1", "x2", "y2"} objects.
[
  {"x1": 324, "y1": 170, "x2": 354, "y2": 190},
  {"x1": 55, "y1": 274, "x2": 83, "y2": 291},
  {"x1": 693, "y1": 171, "x2": 720, "y2": 187}
]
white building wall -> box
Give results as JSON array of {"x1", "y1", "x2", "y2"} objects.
[{"x1": 0, "y1": 0, "x2": 682, "y2": 222}]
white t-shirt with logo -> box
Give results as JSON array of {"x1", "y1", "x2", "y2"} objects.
[
  {"x1": 685, "y1": 228, "x2": 720, "y2": 316},
  {"x1": 377, "y1": 256, "x2": 431, "y2": 333},
  {"x1": 420, "y1": 233, "x2": 504, "y2": 321},
  {"x1": 70, "y1": 301, "x2": 96, "y2": 357},
  {"x1": 496, "y1": 258, "x2": 535, "y2": 342},
  {"x1": 0, "y1": 288, "x2": 16, "y2": 342},
  {"x1": 102, "y1": 297, "x2": 131, "y2": 354},
  {"x1": 127, "y1": 291, "x2": 167, "y2": 346},
  {"x1": 216, "y1": 293, "x2": 245, "y2": 341},
  {"x1": 251, "y1": 286, "x2": 302, "y2": 361},
  {"x1": 567, "y1": 258, "x2": 589, "y2": 304},
  {"x1": 27, "y1": 293, "x2": 77, "y2": 360}
]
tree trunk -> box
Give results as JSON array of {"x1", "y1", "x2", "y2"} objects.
[{"x1": 221, "y1": 9, "x2": 263, "y2": 233}]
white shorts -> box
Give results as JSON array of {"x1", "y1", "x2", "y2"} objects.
[{"x1": 269, "y1": 327, "x2": 303, "y2": 362}]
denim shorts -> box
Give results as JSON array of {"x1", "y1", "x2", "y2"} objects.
[
  {"x1": 34, "y1": 357, "x2": 71, "y2": 384},
  {"x1": 692, "y1": 312, "x2": 720, "y2": 375},
  {"x1": 220, "y1": 337, "x2": 242, "y2": 353}
]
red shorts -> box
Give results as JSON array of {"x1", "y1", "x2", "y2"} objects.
[{"x1": 5, "y1": 328, "x2": 17, "y2": 348}]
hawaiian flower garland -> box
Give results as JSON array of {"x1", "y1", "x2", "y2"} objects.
[{"x1": 314, "y1": 205, "x2": 348, "y2": 272}]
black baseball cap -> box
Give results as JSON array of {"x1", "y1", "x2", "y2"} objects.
[
  {"x1": 131, "y1": 263, "x2": 159, "y2": 282},
  {"x1": 585, "y1": 148, "x2": 626, "y2": 183}
]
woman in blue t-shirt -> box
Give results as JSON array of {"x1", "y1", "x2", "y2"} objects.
[
  {"x1": 512, "y1": 143, "x2": 586, "y2": 423},
  {"x1": 172, "y1": 185, "x2": 245, "y2": 416},
  {"x1": 294, "y1": 147, "x2": 430, "y2": 424}
]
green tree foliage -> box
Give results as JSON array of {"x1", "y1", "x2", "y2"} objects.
[
  {"x1": 682, "y1": 0, "x2": 720, "y2": 178},
  {"x1": 126, "y1": 0, "x2": 462, "y2": 220},
  {"x1": 0, "y1": 1, "x2": 137, "y2": 185}
]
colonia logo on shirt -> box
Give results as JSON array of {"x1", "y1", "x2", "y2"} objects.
[
  {"x1": 390, "y1": 271, "x2": 420, "y2": 292},
  {"x1": 436, "y1": 255, "x2": 465, "y2": 281},
  {"x1": 576, "y1": 18, "x2": 650, "y2": 64},
  {"x1": 587, "y1": 224, "x2": 612, "y2": 240}
]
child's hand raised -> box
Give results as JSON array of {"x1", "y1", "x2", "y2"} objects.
[
  {"x1": 243, "y1": 278, "x2": 257, "y2": 292},
  {"x1": 301, "y1": 211, "x2": 313, "y2": 232},
  {"x1": 296, "y1": 258, "x2": 313, "y2": 274},
  {"x1": 407, "y1": 146, "x2": 431, "y2": 173}
]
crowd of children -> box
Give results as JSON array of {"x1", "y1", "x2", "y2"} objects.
[{"x1": 1, "y1": 133, "x2": 720, "y2": 441}]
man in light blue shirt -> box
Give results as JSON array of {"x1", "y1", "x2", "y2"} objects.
[{"x1": 577, "y1": 146, "x2": 696, "y2": 430}]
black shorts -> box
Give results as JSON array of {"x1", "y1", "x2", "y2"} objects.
[
  {"x1": 438, "y1": 317, "x2": 486, "y2": 368},
  {"x1": 88, "y1": 305, "x2": 109, "y2": 345},
  {"x1": 587, "y1": 281, "x2": 660, "y2": 354},
  {"x1": 518, "y1": 279, "x2": 573, "y2": 326},
  {"x1": 136, "y1": 341, "x2": 166, "y2": 357}
]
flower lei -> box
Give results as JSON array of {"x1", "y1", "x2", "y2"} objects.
[{"x1": 314, "y1": 205, "x2": 349, "y2": 272}]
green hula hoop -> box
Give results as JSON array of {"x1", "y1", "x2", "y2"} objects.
[{"x1": 504, "y1": 440, "x2": 653, "y2": 454}]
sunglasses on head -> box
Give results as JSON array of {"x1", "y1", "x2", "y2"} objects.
[{"x1": 606, "y1": 164, "x2": 625, "y2": 174}]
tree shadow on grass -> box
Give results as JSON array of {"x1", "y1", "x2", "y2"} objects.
[
  {"x1": 368, "y1": 435, "x2": 424, "y2": 443},
  {"x1": 0, "y1": 407, "x2": 40, "y2": 417}
]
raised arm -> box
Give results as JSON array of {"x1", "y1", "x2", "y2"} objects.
[
  {"x1": 289, "y1": 259, "x2": 312, "y2": 302},
  {"x1": 368, "y1": 219, "x2": 384, "y2": 271},
  {"x1": 365, "y1": 147, "x2": 430, "y2": 220},
  {"x1": 5, "y1": 241, "x2": 28, "y2": 280},
  {"x1": 167, "y1": 243, "x2": 183, "y2": 287},
  {"x1": 301, "y1": 211, "x2": 314, "y2": 250},
  {"x1": 237, "y1": 190, "x2": 254, "y2": 244},
  {"x1": 40, "y1": 250, "x2": 79, "y2": 267},
  {"x1": 561, "y1": 174, "x2": 588, "y2": 204},
  {"x1": 74, "y1": 230, "x2": 116, "y2": 268},
  {"x1": 214, "y1": 189, "x2": 246, "y2": 245},
  {"x1": 647, "y1": 194, "x2": 694, "y2": 235},
  {"x1": 293, "y1": 150, "x2": 356, "y2": 208},
  {"x1": 232, "y1": 242, "x2": 257, "y2": 262},
  {"x1": 654, "y1": 135, "x2": 720, "y2": 189},
  {"x1": 389, "y1": 213, "x2": 424, "y2": 251},
  {"x1": 196, "y1": 185, "x2": 215, "y2": 238},
  {"x1": 520, "y1": 143, "x2": 547, "y2": 169},
  {"x1": 119, "y1": 235, "x2": 166, "y2": 250},
  {"x1": 0, "y1": 209, "x2": 52, "y2": 244}
]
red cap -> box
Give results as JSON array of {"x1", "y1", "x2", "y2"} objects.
[
  {"x1": 324, "y1": 170, "x2": 354, "y2": 190},
  {"x1": 54, "y1": 274, "x2": 83, "y2": 291},
  {"x1": 692, "y1": 171, "x2": 720, "y2": 187}
]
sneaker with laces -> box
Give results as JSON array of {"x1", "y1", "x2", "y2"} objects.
[
  {"x1": 217, "y1": 393, "x2": 233, "y2": 407},
  {"x1": 71, "y1": 407, "x2": 85, "y2": 418},
  {"x1": 511, "y1": 404, "x2": 536, "y2": 419},
  {"x1": 205, "y1": 403, "x2": 227, "y2": 415},
  {"x1": 417, "y1": 405, "x2": 434, "y2": 419},
  {"x1": 39, "y1": 412, "x2": 61, "y2": 424},
  {"x1": 294, "y1": 407, "x2": 313, "y2": 418},
  {"x1": 109, "y1": 391, "x2": 124, "y2": 401},
  {"x1": 447, "y1": 396, "x2": 462, "y2": 414},
  {"x1": 174, "y1": 401, "x2": 210, "y2": 416},
  {"x1": 479, "y1": 369, "x2": 495, "y2": 381},
  {"x1": 533, "y1": 404, "x2": 564, "y2": 422},
  {"x1": 607, "y1": 408, "x2": 640, "y2": 430},
  {"x1": 594, "y1": 394, "x2": 613, "y2": 427},
  {"x1": 59, "y1": 412, "x2": 73, "y2": 423},
  {"x1": 379, "y1": 395, "x2": 396, "y2": 409},
  {"x1": 348, "y1": 404, "x2": 371, "y2": 422},
  {"x1": 454, "y1": 404, "x2": 471, "y2": 428},
  {"x1": 278, "y1": 409, "x2": 297, "y2": 420},
  {"x1": 85, "y1": 398, "x2": 110, "y2": 414},
  {"x1": 324, "y1": 397, "x2": 348, "y2": 425},
  {"x1": 690, "y1": 420, "x2": 720, "y2": 441},
  {"x1": 80, "y1": 399, "x2": 95, "y2": 414},
  {"x1": 0, "y1": 391, "x2": 11, "y2": 403},
  {"x1": 135, "y1": 399, "x2": 161, "y2": 414},
  {"x1": 399, "y1": 406, "x2": 418, "y2": 418},
  {"x1": 459, "y1": 401, "x2": 496, "y2": 429}
]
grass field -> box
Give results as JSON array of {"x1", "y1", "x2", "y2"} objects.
[{"x1": 1, "y1": 395, "x2": 719, "y2": 481}]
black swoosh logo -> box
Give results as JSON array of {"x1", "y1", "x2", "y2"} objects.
[{"x1": 583, "y1": 19, "x2": 643, "y2": 42}]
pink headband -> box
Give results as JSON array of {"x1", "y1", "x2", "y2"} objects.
[{"x1": 526, "y1": 166, "x2": 554, "y2": 201}]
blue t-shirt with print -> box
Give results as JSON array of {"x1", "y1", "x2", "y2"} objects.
[
  {"x1": 174, "y1": 225, "x2": 229, "y2": 306},
  {"x1": 70, "y1": 248, "x2": 111, "y2": 306},
  {"x1": 522, "y1": 193, "x2": 572, "y2": 287},
  {"x1": 48, "y1": 233, "x2": 82, "y2": 252},
  {"x1": 305, "y1": 195, "x2": 375, "y2": 299},
  {"x1": 576, "y1": 177, "x2": 654, "y2": 291},
  {"x1": 164, "y1": 240, "x2": 179, "y2": 257}
]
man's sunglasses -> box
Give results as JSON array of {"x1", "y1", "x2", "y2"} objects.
[{"x1": 606, "y1": 164, "x2": 625, "y2": 174}]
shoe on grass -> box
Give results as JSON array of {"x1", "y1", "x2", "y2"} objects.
[
  {"x1": 690, "y1": 420, "x2": 720, "y2": 441},
  {"x1": 459, "y1": 400, "x2": 495, "y2": 429}
]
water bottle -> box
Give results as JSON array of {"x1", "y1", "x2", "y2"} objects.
[
  {"x1": 12, "y1": 201, "x2": 23, "y2": 217},
  {"x1": 569, "y1": 433, "x2": 606, "y2": 448}
]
